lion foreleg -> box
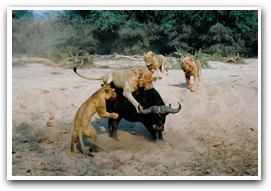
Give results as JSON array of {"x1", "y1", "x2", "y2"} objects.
[
  {"x1": 150, "y1": 69, "x2": 157, "y2": 81},
  {"x1": 97, "y1": 108, "x2": 119, "y2": 119},
  {"x1": 123, "y1": 90, "x2": 141, "y2": 113},
  {"x1": 153, "y1": 69, "x2": 159, "y2": 80},
  {"x1": 191, "y1": 75, "x2": 197, "y2": 92},
  {"x1": 99, "y1": 111, "x2": 119, "y2": 119},
  {"x1": 185, "y1": 74, "x2": 191, "y2": 89}
]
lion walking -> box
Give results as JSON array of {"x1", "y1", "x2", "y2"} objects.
[
  {"x1": 181, "y1": 55, "x2": 202, "y2": 92},
  {"x1": 143, "y1": 51, "x2": 167, "y2": 80}
]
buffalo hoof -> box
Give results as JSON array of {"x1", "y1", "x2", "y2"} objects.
[{"x1": 112, "y1": 136, "x2": 120, "y2": 142}]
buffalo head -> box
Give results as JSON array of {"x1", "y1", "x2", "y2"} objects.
[{"x1": 138, "y1": 102, "x2": 181, "y2": 131}]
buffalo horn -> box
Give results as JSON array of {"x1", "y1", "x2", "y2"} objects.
[
  {"x1": 161, "y1": 102, "x2": 181, "y2": 114},
  {"x1": 138, "y1": 102, "x2": 181, "y2": 114}
]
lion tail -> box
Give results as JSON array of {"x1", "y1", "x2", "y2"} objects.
[
  {"x1": 164, "y1": 61, "x2": 168, "y2": 72},
  {"x1": 78, "y1": 129, "x2": 93, "y2": 156},
  {"x1": 73, "y1": 67, "x2": 103, "y2": 81}
]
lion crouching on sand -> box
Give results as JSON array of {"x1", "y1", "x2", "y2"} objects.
[
  {"x1": 181, "y1": 55, "x2": 202, "y2": 92},
  {"x1": 73, "y1": 67, "x2": 153, "y2": 113},
  {"x1": 71, "y1": 85, "x2": 118, "y2": 156},
  {"x1": 143, "y1": 51, "x2": 167, "y2": 81}
]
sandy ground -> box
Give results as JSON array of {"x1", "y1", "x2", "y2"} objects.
[{"x1": 11, "y1": 58, "x2": 258, "y2": 177}]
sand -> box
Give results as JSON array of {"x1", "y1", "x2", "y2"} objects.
[{"x1": 11, "y1": 58, "x2": 258, "y2": 177}]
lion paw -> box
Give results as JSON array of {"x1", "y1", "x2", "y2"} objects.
[
  {"x1": 136, "y1": 105, "x2": 143, "y2": 113},
  {"x1": 112, "y1": 113, "x2": 119, "y2": 119}
]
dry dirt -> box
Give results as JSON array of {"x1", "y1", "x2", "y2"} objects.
[{"x1": 11, "y1": 58, "x2": 258, "y2": 177}]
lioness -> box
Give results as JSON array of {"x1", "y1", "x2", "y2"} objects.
[
  {"x1": 181, "y1": 55, "x2": 202, "y2": 92},
  {"x1": 71, "y1": 84, "x2": 118, "y2": 156},
  {"x1": 143, "y1": 51, "x2": 167, "y2": 80},
  {"x1": 73, "y1": 67, "x2": 153, "y2": 113}
]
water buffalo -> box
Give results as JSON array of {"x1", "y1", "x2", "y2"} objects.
[{"x1": 106, "y1": 85, "x2": 181, "y2": 141}]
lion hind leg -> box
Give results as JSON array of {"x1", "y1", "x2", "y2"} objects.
[
  {"x1": 102, "y1": 72, "x2": 114, "y2": 85},
  {"x1": 93, "y1": 142, "x2": 108, "y2": 152},
  {"x1": 159, "y1": 62, "x2": 166, "y2": 79},
  {"x1": 198, "y1": 70, "x2": 202, "y2": 86},
  {"x1": 165, "y1": 62, "x2": 168, "y2": 72},
  {"x1": 71, "y1": 129, "x2": 79, "y2": 154},
  {"x1": 82, "y1": 124, "x2": 107, "y2": 153}
]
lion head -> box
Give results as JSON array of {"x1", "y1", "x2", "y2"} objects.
[
  {"x1": 137, "y1": 68, "x2": 153, "y2": 90},
  {"x1": 181, "y1": 55, "x2": 195, "y2": 74},
  {"x1": 143, "y1": 51, "x2": 156, "y2": 66},
  {"x1": 102, "y1": 85, "x2": 117, "y2": 100}
]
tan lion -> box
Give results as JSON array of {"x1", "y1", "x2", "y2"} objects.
[
  {"x1": 71, "y1": 84, "x2": 119, "y2": 156},
  {"x1": 73, "y1": 67, "x2": 153, "y2": 113},
  {"x1": 181, "y1": 55, "x2": 202, "y2": 92},
  {"x1": 143, "y1": 51, "x2": 167, "y2": 81}
]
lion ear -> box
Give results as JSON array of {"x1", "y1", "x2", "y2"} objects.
[
  {"x1": 189, "y1": 57, "x2": 194, "y2": 62},
  {"x1": 105, "y1": 89, "x2": 109, "y2": 94},
  {"x1": 151, "y1": 52, "x2": 155, "y2": 57},
  {"x1": 138, "y1": 72, "x2": 143, "y2": 79}
]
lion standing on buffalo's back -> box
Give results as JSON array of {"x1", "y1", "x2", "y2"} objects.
[{"x1": 73, "y1": 67, "x2": 153, "y2": 113}]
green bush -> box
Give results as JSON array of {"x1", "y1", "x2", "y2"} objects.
[
  {"x1": 12, "y1": 10, "x2": 258, "y2": 62},
  {"x1": 175, "y1": 47, "x2": 210, "y2": 69},
  {"x1": 195, "y1": 49, "x2": 210, "y2": 68}
]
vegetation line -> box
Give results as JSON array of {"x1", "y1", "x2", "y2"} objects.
[{"x1": 12, "y1": 10, "x2": 258, "y2": 64}]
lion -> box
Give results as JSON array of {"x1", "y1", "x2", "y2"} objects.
[
  {"x1": 181, "y1": 55, "x2": 202, "y2": 92},
  {"x1": 143, "y1": 51, "x2": 167, "y2": 81},
  {"x1": 73, "y1": 67, "x2": 153, "y2": 113},
  {"x1": 71, "y1": 84, "x2": 119, "y2": 156}
]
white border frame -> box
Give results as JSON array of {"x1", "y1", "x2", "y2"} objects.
[{"x1": 7, "y1": 7, "x2": 261, "y2": 181}]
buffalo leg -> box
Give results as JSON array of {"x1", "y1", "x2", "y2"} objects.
[
  {"x1": 142, "y1": 121, "x2": 157, "y2": 140},
  {"x1": 108, "y1": 117, "x2": 122, "y2": 141},
  {"x1": 157, "y1": 131, "x2": 164, "y2": 141}
]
